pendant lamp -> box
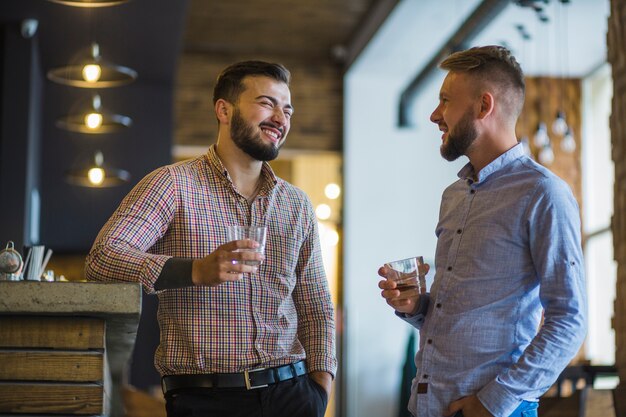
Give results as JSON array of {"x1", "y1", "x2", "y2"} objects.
[
  {"x1": 66, "y1": 151, "x2": 131, "y2": 187},
  {"x1": 56, "y1": 94, "x2": 132, "y2": 133},
  {"x1": 47, "y1": 43, "x2": 137, "y2": 88}
]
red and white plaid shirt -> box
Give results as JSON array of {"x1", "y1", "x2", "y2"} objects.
[{"x1": 86, "y1": 145, "x2": 337, "y2": 377}]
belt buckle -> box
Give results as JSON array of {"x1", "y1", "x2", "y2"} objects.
[{"x1": 244, "y1": 367, "x2": 269, "y2": 390}]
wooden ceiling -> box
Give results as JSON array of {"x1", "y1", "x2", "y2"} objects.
[
  {"x1": 175, "y1": 0, "x2": 391, "y2": 152},
  {"x1": 182, "y1": 0, "x2": 377, "y2": 61}
]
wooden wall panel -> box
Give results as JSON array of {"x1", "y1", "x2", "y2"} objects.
[
  {"x1": 175, "y1": 54, "x2": 343, "y2": 152},
  {"x1": 608, "y1": 0, "x2": 626, "y2": 393},
  {"x1": 516, "y1": 77, "x2": 582, "y2": 205}
]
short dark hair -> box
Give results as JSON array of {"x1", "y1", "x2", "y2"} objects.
[
  {"x1": 440, "y1": 45, "x2": 525, "y2": 118},
  {"x1": 213, "y1": 61, "x2": 291, "y2": 105}
]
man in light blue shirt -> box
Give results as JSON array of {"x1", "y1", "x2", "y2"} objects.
[{"x1": 378, "y1": 46, "x2": 587, "y2": 417}]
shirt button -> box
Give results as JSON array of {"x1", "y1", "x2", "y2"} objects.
[
  {"x1": 470, "y1": 189, "x2": 476, "y2": 194},
  {"x1": 427, "y1": 339, "x2": 433, "y2": 344},
  {"x1": 447, "y1": 266, "x2": 452, "y2": 271},
  {"x1": 423, "y1": 374, "x2": 429, "y2": 379},
  {"x1": 436, "y1": 303, "x2": 442, "y2": 308},
  {"x1": 456, "y1": 229, "x2": 462, "y2": 234}
]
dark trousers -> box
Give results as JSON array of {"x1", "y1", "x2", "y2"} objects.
[{"x1": 165, "y1": 374, "x2": 328, "y2": 417}]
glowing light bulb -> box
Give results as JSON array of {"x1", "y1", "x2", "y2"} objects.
[
  {"x1": 324, "y1": 183, "x2": 341, "y2": 200},
  {"x1": 315, "y1": 204, "x2": 331, "y2": 220},
  {"x1": 82, "y1": 64, "x2": 101, "y2": 82},
  {"x1": 88, "y1": 167, "x2": 105, "y2": 185},
  {"x1": 85, "y1": 112, "x2": 103, "y2": 129},
  {"x1": 561, "y1": 129, "x2": 576, "y2": 153},
  {"x1": 533, "y1": 122, "x2": 550, "y2": 147},
  {"x1": 538, "y1": 144, "x2": 555, "y2": 166},
  {"x1": 552, "y1": 111, "x2": 568, "y2": 136}
]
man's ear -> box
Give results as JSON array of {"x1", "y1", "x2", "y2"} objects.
[
  {"x1": 477, "y1": 92, "x2": 495, "y2": 119},
  {"x1": 215, "y1": 99, "x2": 231, "y2": 124}
]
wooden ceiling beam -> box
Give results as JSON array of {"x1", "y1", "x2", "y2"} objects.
[{"x1": 340, "y1": 0, "x2": 401, "y2": 71}]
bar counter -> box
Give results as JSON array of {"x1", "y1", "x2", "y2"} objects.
[{"x1": 0, "y1": 280, "x2": 141, "y2": 417}]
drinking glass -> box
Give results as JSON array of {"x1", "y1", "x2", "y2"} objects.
[
  {"x1": 385, "y1": 256, "x2": 427, "y2": 298},
  {"x1": 226, "y1": 225, "x2": 267, "y2": 266}
]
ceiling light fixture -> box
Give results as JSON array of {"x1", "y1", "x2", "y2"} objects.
[
  {"x1": 56, "y1": 94, "x2": 132, "y2": 133},
  {"x1": 46, "y1": 0, "x2": 131, "y2": 7},
  {"x1": 533, "y1": 122, "x2": 550, "y2": 148},
  {"x1": 56, "y1": 94, "x2": 133, "y2": 134},
  {"x1": 538, "y1": 143, "x2": 555, "y2": 166},
  {"x1": 551, "y1": 110, "x2": 568, "y2": 136},
  {"x1": 47, "y1": 43, "x2": 137, "y2": 88},
  {"x1": 66, "y1": 151, "x2": 131, "y2": 187},
  {"x1": 560, "y1": 128, "x2": 576, "y2": 153}
]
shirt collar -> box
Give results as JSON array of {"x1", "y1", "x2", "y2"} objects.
[
  {"x1": 457, "y1": 143, "x2": 525, "y2": 184},
  {"x1": 205, "y1": 144, "x2": 278, "y2": 192}
]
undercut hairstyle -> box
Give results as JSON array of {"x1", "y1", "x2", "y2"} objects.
[
  {"x1": 213, "y1": 61, "x2": 291, "y2": 105},
  {"x1": 440, "y1": 45, "x2": 525, "y2": 119}
]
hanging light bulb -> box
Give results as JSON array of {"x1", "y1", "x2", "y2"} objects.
[
  {"x1": 66, "y1": 150, "x2": 131, "y2": 188},
  {"x1": 533, "y1": 122, "x2": 550, "y2": 147},
  {"x1": 56, "y1": 94, "x2": 132, "y2": 133},
  {"x1": 538, "y1": 143, "x2": 555, "y2": 166},
  {"x1": 560, "y1": 128, "x2": 576, "y2": 153},
  {"x1": 48, "y1": 42, "x2": 137, "y2": 88},
  {"x1": 87, "y1": 151, "x2": 105, "y2": 185},
  {"x1": 83, "y1": 94, "x2": 103, "y2": 130},
  {"x1": 84, "y1": 112, "x2": 103, "y2": 129},
  {"x1": 82, "y1": 63, "x2": 102, "y2": 83},
  {"x1": 552, "y1": 111, "x2": 568, "y2": 136}
]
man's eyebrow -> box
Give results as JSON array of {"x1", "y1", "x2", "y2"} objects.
[{"x1": 256, "y1": 95, "x2": 294, "y2": 111}]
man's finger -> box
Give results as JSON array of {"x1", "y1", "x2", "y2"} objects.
[{"x1": 222, "y1": 239, "x2": 260, "y2": 251}]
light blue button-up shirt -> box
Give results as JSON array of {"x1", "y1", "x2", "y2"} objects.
[{"x1": 401, "y1": 144, "x2": 587, "y2": 417}]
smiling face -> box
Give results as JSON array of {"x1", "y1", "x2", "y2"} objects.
[
  {"x1": 430, "y1": 72, "x2": 481, "y2": 161},
  {"x1": 228, "y1": 76, "x2": 293, "y2": 161}
]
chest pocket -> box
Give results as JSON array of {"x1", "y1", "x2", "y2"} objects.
[{"x1": 266, "y1": 231, "x2": 301, "y2": 279}]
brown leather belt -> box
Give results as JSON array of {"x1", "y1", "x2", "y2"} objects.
[{"x1": 161, "y1": 360, "x2": 307, "y2": 393}]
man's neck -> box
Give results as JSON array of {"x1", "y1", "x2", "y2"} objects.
[
  {"x1": 467, "y1": 131, "x2": 518, "y2": 177},
  {"x1": 214, "y1": 140, "x2": 263, "y2": 199}
]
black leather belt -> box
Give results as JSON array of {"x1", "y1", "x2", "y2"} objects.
[{"x1": 162, "y1": 360, "x2": 307, "y2": 393}]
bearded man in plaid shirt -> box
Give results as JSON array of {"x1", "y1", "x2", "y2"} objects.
[{"x1": 86, "y1": 61, "x2": 336, "y2": 417}]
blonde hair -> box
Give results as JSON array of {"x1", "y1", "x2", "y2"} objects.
[{"x1": 441, "y1": 45, "x2": 525, "y2": 118}]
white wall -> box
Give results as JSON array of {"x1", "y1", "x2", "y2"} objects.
[
  {"x1": 342, "y1": 1, "x2": 477, "y2": 416},
  {"x1": 582, "y1": 64, "x2": 616, "y2": 366}
]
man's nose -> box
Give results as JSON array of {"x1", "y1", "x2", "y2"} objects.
[
  {"x1": 271, "y1": 108, "x2": 288, "y2": 126},
  {"x1": 430, "y1": 106, "x2": 441, "y2": 124}
]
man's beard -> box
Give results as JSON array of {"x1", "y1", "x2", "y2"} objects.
[
  {"x1": 440, "y1": 108, "x2": 478, "y2": 161},
  {"x1": 230, "y1": 107, "x2": 282, "y2": 161}
]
